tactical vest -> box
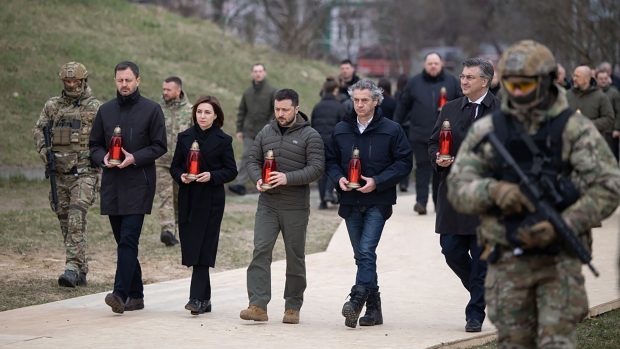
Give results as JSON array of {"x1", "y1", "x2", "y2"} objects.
[
  {"x1": 50, "y1": 97, "x2": 96, "y2": 173},
  {"x1": 491, "y1": 109, "x2": 580, "y2": 250}
]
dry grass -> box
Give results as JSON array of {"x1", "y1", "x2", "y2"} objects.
[{"x1": 0, "y1": 177, "x2": 341, "y2": 311}]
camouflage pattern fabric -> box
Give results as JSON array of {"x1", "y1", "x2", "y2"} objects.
[
  {"x1": 156, "y1": 165, "x2": 178, "y2": 234},
  {"x1": 156, "y1": 92, "x2": 191, "y2": 233},
  {"x1": 447, "y1": 86, "x2": 620, "y2": 348},
  {"x1": 54, "y1": 173, "x2": 98, "y2": 274},
  {"x1": 33, "y1": 85, "x2": 101, "y2": 275},
  {"x1": 486, "y1": 252, "x2": 587, "y2": 348}
]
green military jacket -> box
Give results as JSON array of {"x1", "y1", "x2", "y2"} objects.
[
  {"x1": 566, "y1": 84, "x2": 615, "y2": 133},
  {"x1": 236, "y1": 80, "x2": 276, "y2": 139},
  {"x1": 447, "y1": 86, "x2": 620, "y2": 248},
  {"x1": 33, "y1": 86, "x2": 101, "y2": 174},
  {"x1": 601, "y1": 86, "x2": 620, "y2": 131}
]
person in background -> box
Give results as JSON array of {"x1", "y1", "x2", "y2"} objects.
[{"x1": 311, "y1": 77, "x2": 346, "y2": 209}]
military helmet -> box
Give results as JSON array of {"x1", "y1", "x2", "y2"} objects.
[
  {"x1": 497, "y1": 40, "x2": 556, "y2": 79},
  {"x1": 59, "y1": 62, "x2": 88, "y2": 80}
]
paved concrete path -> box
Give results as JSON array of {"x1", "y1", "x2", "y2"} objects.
[{"x1": 1, "y1": 192, "x2": 618, "y2": 349}]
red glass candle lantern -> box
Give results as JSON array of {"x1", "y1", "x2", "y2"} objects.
[
  {"x1": 437, "y1": 87, "x2": 447, "y2": 111},
  {"x1": 438, "y1": 120, "x2": 453, "y2": 161},
  {"x1": 261, "y1": 149, "x2": 277, "y2": 190},
  {"x1": 108, "y1": 125, "x2": 123, "y2": 166},
  {"x1": 186, "y1": 140, "x2": 200, "y2": 181},
  {"x1": 346, "y1": 147, "x2": 361, "y2": 188}
]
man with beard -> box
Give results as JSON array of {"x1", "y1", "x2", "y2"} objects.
[
  {"x1": 157, "y1": 76, "x2": 192, "y2": 246},
  {"x1": 240, "y1": 89, "x2": 324, "y2": 325},
  {"x1": 33, "y1": 62, "x2": 101, "y2": 288}
]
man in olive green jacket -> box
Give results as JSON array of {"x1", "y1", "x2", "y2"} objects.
[
  {"x1": 567, "y1": 66, "x2": 615, "y2": 154},
  {"x1": 229, "y1": 63, "x2": 276, "y2": 195},
  {"x1": 240, "y1": 89, "x2": 324, "y2": 325},
  {"x1": 596, "y1": 69, "x2": 620, "y2": 160}
]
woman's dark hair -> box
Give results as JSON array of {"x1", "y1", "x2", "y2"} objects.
[
  {"x1": 378, "y1": 78, "x2": 392, "y2": 96},
  {"x1": 322, "y1": 76, "x2": 340, "y2": 95},
  {"x1": 192, "y1": 95, "x2": 224, "y2": 128}
]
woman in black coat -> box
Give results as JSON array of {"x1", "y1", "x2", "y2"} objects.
[{"x1": 170, "y1": 95, "x2": 237, "y2": 315}]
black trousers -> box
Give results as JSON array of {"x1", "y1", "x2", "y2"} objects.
[
  {"x1": 109, "y1": 214, "x2": 145, "y2": 300},
  {"x1": 190, "y1": 265, "x2": 211, "y2": 301},
  {"x1": 318, "y1": 173, "x2": 335, "y2": 203},
  {"x1": 439, "y1": 234, "x2": 487, "y2": 323}
]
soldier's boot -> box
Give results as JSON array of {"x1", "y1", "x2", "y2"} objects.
[
  {"x1": 359, "y1": 291, "x2": 383, "y2": 326},
  {"x1": 77, "y1": 272, "x2": 87, "y2": 287},
  {"x1": 160, "y1": 230, "x2": 179, "y2": 247},
  {"x1": 58, "y1": 270, "x2": 78, "y2": 288},
  {"x1": 240, "y1": 305, "x2": 268, "y2": 321},
  {"x1": 341, "y1": 285, "x2": 369, "y2": 328}
]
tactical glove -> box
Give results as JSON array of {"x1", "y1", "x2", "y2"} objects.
[
  {"x1": 489, "y1": 181, "x2": 535, "y2": 215},
  {"x1": 516, "y1": 220, "x2": 556, "y2": 249},
  {"x1": 39, "y1": 148, "x2": 48, "y2": 164}
]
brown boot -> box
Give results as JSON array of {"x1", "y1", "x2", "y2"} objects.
[
  {"x1": 282, "y1": 309, "x2": 300, "y2": 324},
  {"x1": 240, "y1": 304, "x2": 268, "y2": 321}
]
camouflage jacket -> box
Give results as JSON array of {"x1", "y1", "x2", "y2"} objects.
[
  {"x1": 158, "y1": 91, "x2": 192, "y2": 165},
  {"x1": 447, "y1": 85, "x2": 620, "y2": 247},
  {"x1": 33, "y1": 86, "x2": 101, "y2": 174}
]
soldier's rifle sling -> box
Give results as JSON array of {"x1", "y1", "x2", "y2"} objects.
[
  {"x1": 43, "y1": 121, "x2": 59, "y2": 213},
  {"x1": 485, "y1": 132, "x2": 599, "y2": 277}
]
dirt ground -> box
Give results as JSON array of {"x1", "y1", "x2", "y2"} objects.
[{"x1": 0, "y1": 178, "x2": 342, "y2": 310}]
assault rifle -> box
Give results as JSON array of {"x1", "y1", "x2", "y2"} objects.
[
  {"x1": 43, "y1": 121, "x2": 59, "y2": 212},
  {"x1": 485, "y1": 132, "x2": 599, "y2": 276}
]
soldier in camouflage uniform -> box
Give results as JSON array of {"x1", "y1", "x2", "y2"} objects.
[
  {"x1": 157, "y1": 76, "x2": 192, "y2": 246},
  {"x1": 33, "y1": 62, "x2": 101, "y2": 287},
  {"x1": 447, "y1": 40, "x2": 620, "y2": 348}
]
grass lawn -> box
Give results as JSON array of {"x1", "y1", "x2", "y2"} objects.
[{"x1": 0, "y1": 176, "x2": 341, "y2": 311}]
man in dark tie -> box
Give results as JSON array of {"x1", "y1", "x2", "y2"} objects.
[{"x1": 428, "y1": 58, "x2": 500, "y2": 332}]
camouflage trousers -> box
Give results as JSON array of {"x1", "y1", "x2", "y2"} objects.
[
  {"x1": 155, "y1": 164, "x2": 178, "y2": 234},
  {"x1": 485, "y1": 251, "x2": 588, "y2": 349},
  {"x1": 53, "y1": 173, "x2": 98, "y2": 274}
]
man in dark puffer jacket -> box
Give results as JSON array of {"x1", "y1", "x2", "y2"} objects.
[{"x1": 326, "y1": 79, "x2": 412, "y2": 328}]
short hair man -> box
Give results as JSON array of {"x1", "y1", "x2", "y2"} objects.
[
  {"x1": 156, "y1": 76, "x2": 193, "y2": 246},
  {"x1": 229, "y1": 63, "x2": 277, "y2": 196},
  {"x1": 448, "y1": 40, "x2": 620, "y2": 348},
  {"x1": 567, "y1": 65, "x2": 615, "y2": 153},
  {"x1": 428, "y1": 58, "x2": 500, "y2": 332},
  {"x1": 596, "y1": 69, "x2": 620, "y2": 160},
  {"x1": 394, "y1": 52, "x2": 461, "y2": 215},
  {"x1": 33, "y1": 62, "x2": 101, "y2": 288},
  {"x1": 598, "y1": 61, "x2": 620, "y2": 91},
  {"x1": 326, "y1": 79, "x2": 412, "y2": 328},
  {"x1": 240, "y1": 88, "x2": 324, "y2": 325},
  {"x1": 89, "y1": 61, "x2": 167, "y2": 314}
]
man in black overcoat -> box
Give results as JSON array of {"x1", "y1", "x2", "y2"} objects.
[
  {"x1": 428, "y1": 58, "x2": 499, "y2": 333},
  {"x1": 89, "y1": 61, "x2": 167, "y2": 314}
]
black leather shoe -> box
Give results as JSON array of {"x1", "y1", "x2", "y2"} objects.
[
  {"x1": 160, "y1": 231, "x2": 179, "y2": 247},
  {"x1": 185, "y1": 299, "x2": 204, "y2": 315},
  {"x1": 228, "y1": 185, "x2": 246, "y2": 196},
  {"x1": 58, "y1": 270, "x2": 78, "y2": 288},
  {"x1": 413, "y1": 202, "x2": 427, "y2": 215},
  {"x1": 319, "y1": 201, "x2": 328, "y2": 210},
  {"x1": 465, "y1": 319, "x2": 482, "y2": 332},
  {"x1": 105, "y1": 293, "x2": 125, "y2": 314},
  {"x1": 125, "y1": 297, "x2": 144, "y2": 311}
]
